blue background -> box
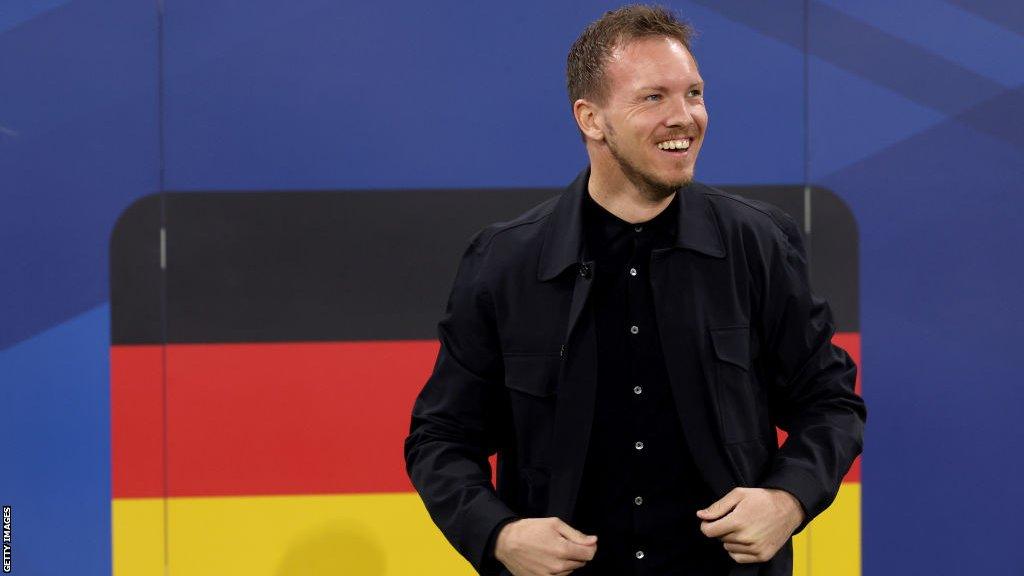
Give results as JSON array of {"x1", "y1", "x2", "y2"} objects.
[{"x1": 2, "y1": 1, "x2": 1022, "y2": 573}]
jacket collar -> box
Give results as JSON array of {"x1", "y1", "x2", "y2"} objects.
[{"x1": 537, "y1": 166, "x2": 726, "y2": 281}]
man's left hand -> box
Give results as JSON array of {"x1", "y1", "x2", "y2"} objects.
[{"x1": 696, "y1": 487, "x2": 805, "y2": 564}]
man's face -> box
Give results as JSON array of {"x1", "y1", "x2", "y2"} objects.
[{"x1": 590, "y1": 36, "x2": 707, "y2": 197}]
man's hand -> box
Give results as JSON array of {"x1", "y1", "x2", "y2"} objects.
[
  {"x1": 696, "y1": 487, "x2": 805, "y2": 564},
  {"x1": 494, "y1": 517, "x2": 597, "y2": 576}
]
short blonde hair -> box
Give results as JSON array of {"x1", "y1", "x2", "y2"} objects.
[{"x1": 566, "y1": 4, "x2": 697, "y2": 108}]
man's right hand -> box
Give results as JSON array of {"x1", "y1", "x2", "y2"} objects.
[{"x1": 494, "y1": 517, "x2": 597, "y2": 576}]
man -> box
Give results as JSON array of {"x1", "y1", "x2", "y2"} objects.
[{"x1": 404, "y1": 5, "x2": 866, "y2": 576}]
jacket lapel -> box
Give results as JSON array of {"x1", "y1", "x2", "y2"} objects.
[
  {"x1": 650, "y1": 186, "x2": 738, "y2": 498},
  {"x1": 537, "y1": 168, "x2": 589, "y2": 282},
  {"x1": 535, "y1": 168, "x2": 599, "y2": 519},
  {"x1": 548, "y1": 262, "x2": 597, "y2": 520}
]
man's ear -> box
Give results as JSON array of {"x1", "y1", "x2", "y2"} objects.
[{"x1": 573, "y1": 98, "x2": 605, "y2": 142}]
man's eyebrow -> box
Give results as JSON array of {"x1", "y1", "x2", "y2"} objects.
[{"x1": 635, "y1": 81, "x2": 704, "y2": 92}]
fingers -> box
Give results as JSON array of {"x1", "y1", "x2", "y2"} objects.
[
  {"x1": 696, "y1": 488, "x2": 744, "y2": 521},
  {"x1": 550, "y1": 559, "x2": 586, "y2": 573},
  {"x1": 700, "y1": 513, "x2": 741, "y2": 539},
  {"x1": 543, "y1": 544, "x2": 588, "y2": 575},
  {"x1": 720, "y1": 533, "x2": 753, "y2": 545},
  {"x1": 498, "y1": 518, "x2": 595, "y2": 576},
  {"x1": 723, "y1": 541, "x2": 756, "y2": 553},
  {"x1": 559, "y1": 539, "x2": 597, "y2": 562},
  {"x1": 553, "y1": 518, "x2": 597, "y2": 546},
  {"x1": 551, "y1": 519, "x2": 597, "y2": 562},
  {"x1": 698, "y1": 490, "x2": 746, "y2": 539}
]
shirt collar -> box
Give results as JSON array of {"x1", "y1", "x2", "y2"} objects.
[
  {"x1": 537, "y1": 166, "x2": 726, "y2": 281},
  {"x1": 582, "y1": 184, "x2": 680, "y2": 252}
]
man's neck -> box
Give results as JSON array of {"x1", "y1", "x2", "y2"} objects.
[{"x1": 587, "y1": 163, "x2": 677, "y2": 225}]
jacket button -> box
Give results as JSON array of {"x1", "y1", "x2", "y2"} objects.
[{"x1": 579, "y1": 263, "x2": 591, "y2": 279}]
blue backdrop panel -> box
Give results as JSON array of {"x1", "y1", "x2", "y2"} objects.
[
  {"x1": 2, "y1": 1, "x2": 1022, "y2": 574},
  {"x1": 1, "y1": 1, "x2": 155, "y2": 574},
  {"x1": 160, "y1": 0, "x2": 806, "y2": 190}
]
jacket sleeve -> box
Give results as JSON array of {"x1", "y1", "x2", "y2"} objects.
[
  {"x1": 754, "y1": 211, "x2": 867, "y2": 536},
  {"x1": 403, "y1": 230, "x2": 517, "y2": 574}
]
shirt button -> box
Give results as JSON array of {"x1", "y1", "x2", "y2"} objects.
[
  {"x1": 635, "y1": 550, "x2": 645, "y2": 559},
  {"x1": 634, "y1": 496, "x2": 643, "y2": 505},
  {"x1": 635, "y1": 225, "x2": 643, "y2": 232},
  {"x1": 630, "y1": 325, "x2": 639, "y2": 335},
  {"x1": 633, "y1": 385, "x2": 642, "y2": 395},
  {"x1": 629, "y1": 267, "x2": 637, "y2": 276},
  {"x1": 635, "y1": 441, "x2": 644, "y2": 450}
]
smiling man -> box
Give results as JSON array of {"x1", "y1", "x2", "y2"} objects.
[
  {"x1": 571, "y1": 21, "x2": 707, "y2": 218},
  {"x1": 405, "y1": 6, "x2": 866, "y2": 576}
]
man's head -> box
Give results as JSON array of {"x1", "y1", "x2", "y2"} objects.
[{"x1": 567, "y1": 5, "x2": 707, "y2": 199}]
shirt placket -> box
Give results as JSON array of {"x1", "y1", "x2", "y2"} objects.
[{"x1": 628, "y1": 225, "x2": 653, "y2": 572}]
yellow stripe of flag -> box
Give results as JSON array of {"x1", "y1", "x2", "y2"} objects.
[{"x1": 114, "y1": 485, "x2": 860, "y2": 575}]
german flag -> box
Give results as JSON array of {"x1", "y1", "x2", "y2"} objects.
[{"x1": 110, "y1": 186, "x2": 861, "y2": 575}]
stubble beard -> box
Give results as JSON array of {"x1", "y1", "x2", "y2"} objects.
[{"x1": 605, "y1": 123, "x2": 693, "y2": 202}]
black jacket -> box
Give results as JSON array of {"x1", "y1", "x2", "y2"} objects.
[{"x1": 404, "y1": 167, "x2": 867, "y2": 576}]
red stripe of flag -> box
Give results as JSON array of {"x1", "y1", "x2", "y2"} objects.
[{"x1": 112, "y1": 334, "x2": 860, "y2": 498}]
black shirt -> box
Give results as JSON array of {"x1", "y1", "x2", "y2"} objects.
[{"x1": 569, "y1": 187, "x2": 733, "y2": 575}]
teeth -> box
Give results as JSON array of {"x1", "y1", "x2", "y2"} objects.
[{"x1": 657, "y1": 139, "x2": 691, "y2": 150}]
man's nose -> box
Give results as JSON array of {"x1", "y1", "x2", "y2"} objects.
[{"x1": 664, "y1": 95, "x2": 696, "y2": 128}]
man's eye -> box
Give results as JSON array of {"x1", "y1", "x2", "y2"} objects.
[
  {"x1": 645, "y1": 94, "x2": 662, "y2": 101},
  {"x1": 688, "y1": 89, "x2": 703, "y2": 97}
]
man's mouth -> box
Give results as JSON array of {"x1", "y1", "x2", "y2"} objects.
[{"x1": 656, "y1": 138, "x2": 692, "y2": 153}]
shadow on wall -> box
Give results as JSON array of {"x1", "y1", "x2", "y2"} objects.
[{"x1": 274, "y1": 520, "x2": 387, "y2": 575}]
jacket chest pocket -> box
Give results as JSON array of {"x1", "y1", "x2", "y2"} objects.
[
  {"x1": 503, "y1": 353, "x2": 560, "y2": 398},
  {"x1": 502, "y1": 353, "x2": 559, "y2": 466},
  {"x1": 709, "y1": 325, "x2": 767, "y2": 444}
]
